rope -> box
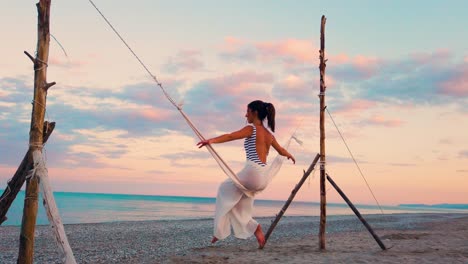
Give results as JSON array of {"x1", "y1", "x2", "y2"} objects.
[
  {"x1": 87, "y1": 0, "x2": 282, "y2": 197},
  {"x1": 29, "y1": 143, "x2": 44, "y2": 149},
  {"x1": 325, "y1": 107, "x2": 385, "y2": 214},
  {"x1": 35, "y1": 57, "x2": 48, "y2": 66},
  {"x1": 0, "y1": 181, "x2": 12, "y2": 203},
  {"x1": 50, "y1": 33, "x2": 69, "y2": 59},
  {"x1": 25, "y1": 167, "x2": 38, "y2": 180},
  {"x1": 34, "y1": 56, "x2": 48, "y2": 72}
]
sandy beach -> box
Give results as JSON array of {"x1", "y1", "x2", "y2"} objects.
[{"x1": 1, "y1": 213, "x2": 467, "y2": 263}]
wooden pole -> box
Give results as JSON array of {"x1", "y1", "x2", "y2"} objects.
[
  {"x1": 0, "y1": 122, "x2": 55, "y2": 225},
  {"x1": 33, "y1": 150, "x2": 77, "y2": 263},
  {"x1": 260, "y1": 153, "x2": 320, "y2": 249},
  {"x1": 318, "y1": 15, "x2": 327, "y2": 250},
  {"x1": 326, "y1": 174, "x2": 387, "y2": 250},
  {"x1": 18, "y1": 1, "x2": 52, "y2": 263}
]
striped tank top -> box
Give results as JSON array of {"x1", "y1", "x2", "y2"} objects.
[{"x1": 244, "y1": 124, "x2": 266, "y2": 166}]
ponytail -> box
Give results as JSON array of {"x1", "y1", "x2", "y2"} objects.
[
  {"x1": 265, "y1": 102, "x2": 275, "y2": 132},
  {"x1": 247, "y1": 100, "x2": 276, "y2": 132}
]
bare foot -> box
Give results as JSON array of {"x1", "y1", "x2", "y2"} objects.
[
  {"x1": 211, "y1": 236, "x2": 218, "y2": 244},
  {"x1": 254, "y1": 224, "x2": 265, "y2": 249}
]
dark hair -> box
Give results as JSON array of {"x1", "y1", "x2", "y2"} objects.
[{"x1": 247, "y1": 100, "x2": 276, "y2": 132}]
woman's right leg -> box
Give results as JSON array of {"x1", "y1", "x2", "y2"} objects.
[{"x1": 213, "y1": 179, "x2": 244, "y2": 240}]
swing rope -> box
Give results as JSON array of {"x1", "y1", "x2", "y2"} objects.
[
  {"x1": 87, "y1": 0, "x2": 296, "y2": 197},
  {"x1": 325, "y1": 107, "x2": 384, "y2": 214}
]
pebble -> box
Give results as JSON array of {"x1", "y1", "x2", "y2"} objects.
[{"x1": 0, "y1": 213, "x2": 465, "y2": 263}]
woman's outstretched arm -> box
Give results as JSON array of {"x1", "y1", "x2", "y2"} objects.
[
  {"x1": 197, "y1": 125, "x2": 253, "y2": 148},
  {"x1": 271, "y1": 137, "x2": 296, "y2": 164}
]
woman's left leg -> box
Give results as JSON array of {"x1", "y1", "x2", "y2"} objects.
[
  {"x1": 229, "y1": 195, "x2": 258, "y2": 239},
  {"x1": 229, "y1": 195, "x2": 264, "y2": 247}
]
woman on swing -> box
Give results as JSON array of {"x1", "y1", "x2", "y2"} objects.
[{"x1": 197, "y1": 100, "x2": 295, "y2": 248}]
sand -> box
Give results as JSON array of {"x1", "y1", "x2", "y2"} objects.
[{"x1": 1, "y1": 213, "x2": 467, "y2": 263}]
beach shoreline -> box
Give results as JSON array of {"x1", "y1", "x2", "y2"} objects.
[{"x1": 1, "y1": 213, "x2": 467, "y2": 263}]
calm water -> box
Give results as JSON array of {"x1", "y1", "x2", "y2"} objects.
[{"x1": 1, "y1": 190, "x2": 466, "y2": 226}]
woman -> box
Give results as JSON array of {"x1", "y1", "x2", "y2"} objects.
[{"x1": 197, "y1": 100, "x2": 295, "y2": 248}]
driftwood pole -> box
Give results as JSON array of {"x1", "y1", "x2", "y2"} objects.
[
  {"x1": 33, "y1": 149, "x2": 77, "y2": 263},
  {"x1": 260, "y1": 153, "x2": 320, "y2": 249},
  {"x1": 318, "y1": 15, "x2": 327, "y2": 250},
  {"x1": 18, "y1": 1, "x2": 54, "y2": 263},
  {"x1": 0, "y1": 122, "x2": 55, "y2": 225},
  {"x1": 326, "y1": 174, "x2": 387, "y2": 250}
]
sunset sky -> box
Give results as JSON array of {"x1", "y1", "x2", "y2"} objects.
[{"x1": 1, "y1": 0, "x2": 467, "y2": 206}]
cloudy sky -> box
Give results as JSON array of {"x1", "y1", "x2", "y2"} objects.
[{"x1": 1, "y1": 0, "x2": 467, "y2": 206}]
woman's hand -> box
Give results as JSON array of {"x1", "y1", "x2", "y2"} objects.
[
  {"x1": 287, "y1": 154, "x2": 296, "y2": 164},
  {"x1": 197, "y1": 139, "x2": 210, "y2": 148}
]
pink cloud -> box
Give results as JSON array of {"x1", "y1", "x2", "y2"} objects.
[
  {"x1": 410, "y1": 49, "x2": 451, "y2": 65},
  {"x1": 439, "y1": 63, "x2": 468, "y2": 96},
  {"x1": 366, "y1": 115, "x2": 403, "y2": 127},
  {"x1": 353, "y1": 55, "x2": 379, "y2": 67},
  {"x1": 351, "y1": 55, "x2": 381, "y2": 78},
  {"x1": 282, "y1": 74, "x2": 305, "y2": 89},
  {"x1": 134, "y1": 108, "x2": 172, "y2": 121},
  {"x1": 324, "y1": 75, "x2": 336, "y2": 88},
  {"x1": 223, "y1": 36, "x2": 246, "y2": 51},
  {"x1": 164, "y1": 49, "x2": 204, "y2": 73},
  {"x1": 277, "y1": 74, "x2": 335, "y2": 101},
  {"x1": 49, "y1": 56, "x2": 87, "y2": 68},
  {"x1": 328, "y1": 53, "x2": 382, "y2": 79},
  {"x1": 134, "y1": 90, "x2": 153, "y2": 102},
  {"x1": 330, "y1": 53, "x2": 350, "y2": 64},
  {"x1": 273, "y1": 79, "x2": 317, "y2": 106},
  {"x1": 336, "y1": 99, "x2": 377, "y2": 115},
  {"x1": 210, "y1": 71, "x2": 273, "y2": 95},
  {"x1": 328, "y1": 53, "x2": 380, "y2": 69},
  {"x1": 220, "y1": 37, "x2": 381, "y2": 81},
  {"x1": 255, "y1": 39, "x2": 316, "y2": 63}
]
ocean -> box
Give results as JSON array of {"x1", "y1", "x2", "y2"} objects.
[{"x1": 1, "y1": 190, "x2": 467, "y2": 226}]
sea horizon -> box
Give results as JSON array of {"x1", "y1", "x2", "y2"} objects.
[{"x1": 1, "y1": 190, "x2": 467, "y2": 227}]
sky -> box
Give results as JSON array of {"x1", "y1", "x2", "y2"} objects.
[{"x1": 1, "y1": 0, "x2": 467, "y2": 206}]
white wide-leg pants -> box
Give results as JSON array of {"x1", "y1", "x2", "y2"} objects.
[{"x1": 213, "y1": 160, "x2": 270, "y2": 240}]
